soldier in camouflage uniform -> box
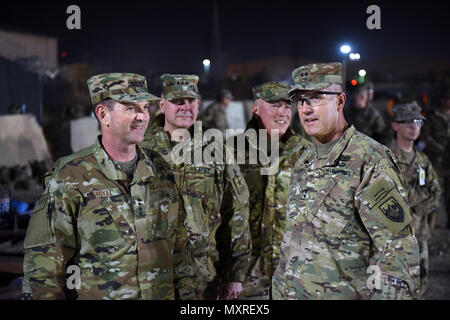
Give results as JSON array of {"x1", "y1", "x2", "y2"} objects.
[
  {"x1": 22, "y1": 73, "x2": 196, "y2": 300},
  {"x1": 219, "y1": 81, "x2": 311, "y2": 299},
  {"x1": 344, "y1": 83, "x2": 386, "y2": 143},
  {"x1": 140, "y1": 74, "x2": 250, "y2": 300},
  {"x1": 290, "y1": 108, "x2": 315, "y2": 143},
  {"x1": 422, "y1": 84, "x2": 450, "y2": 228},
  {"x1": 272, "y1": 62, "x2": 421, "y2": 300},
  {"x1": 199, "y1": 89, "x2": 234, "y2": 134},
  {"x1": 388, "y1": 102, "x2": 441, "y2": 297}
]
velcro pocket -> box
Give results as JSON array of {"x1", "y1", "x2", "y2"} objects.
[
  {"x1": 24, "y1": 194, "x2": 56, "y2": 248},
  {"x1": 363, "y1": 177, "x2": 412, "y2": 234},
  {"x1": 184, "y1": 165, "x2": 215, "y2": 196}
]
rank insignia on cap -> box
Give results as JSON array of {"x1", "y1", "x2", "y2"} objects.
[
  {"x1": 379, "y1": 196, "x2": 404, "y2": 222},
  {"x1": 129, "y1": 79, "x2": 146, "y2": 87},
  {"x1": 87, "y1": 73, "x2": 160, "y2": 105}
]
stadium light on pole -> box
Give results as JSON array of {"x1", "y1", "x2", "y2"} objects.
[
  {"x1": 350, "y1": 53, "x2": 361, "y2": 60},
  {"x1": 340, "y1": 45, "x2": 351, "y2": 54},
  {"x1": 203, "y1": 58, "x2": 211, "y2": 78},
  {"x1": 340, "y1": 44, "x2": 351, "y2": 90}
]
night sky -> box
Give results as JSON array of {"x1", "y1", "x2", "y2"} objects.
[{"x1": 1, "y1": 0, "x2": 449, "y2": 75}]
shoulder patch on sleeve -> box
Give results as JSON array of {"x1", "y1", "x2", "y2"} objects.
[
  {"x1": 379, "y1": 196, "x2": 404, "y2": 222},
  {"x1": 363, "y1": 176, "x2": 412, "y2": 234}
]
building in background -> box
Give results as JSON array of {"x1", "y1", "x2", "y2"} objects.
[{"x1": 0, "y1": 27, "x2": 58, "y2": 123}]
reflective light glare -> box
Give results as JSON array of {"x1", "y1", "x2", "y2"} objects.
[
  {"x1": 340, "y1": 45, "x2": 351, "y2": 54},
  {"x1": 349, "y1": 53, "x2": 360, "y2": 60},
  {"x1": 203, "y1": 59, "x2": 211, "y2": 67},
  {"x1": 359, "y1": 69, "x2": 367, "y2": 77}
]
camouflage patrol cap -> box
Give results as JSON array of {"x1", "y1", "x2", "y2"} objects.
[
  {"x1": 160, "y1": 74, "x2": 201, "y2": 100},
  {"x1": 290, "y1": 62, "x2": 343, "y2": 94},
  {"x1": 87, "y1": 73, "x2": 160, "y2": 106},
  {"x1": 392, "y1": 102, "x2": 426, "y2": 122},
  {"x1": 252, "y1": 81, "x2": 293, "y2": 102}
]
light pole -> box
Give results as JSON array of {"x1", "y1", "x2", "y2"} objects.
[
  {"x1": 358, "y1": 69, "x2": 367, "y2": 84},
  {"x1": 340, "y1": 44, "x2": 351, "y2": 90},
  {"x1": 203, "y1": 58, "x2": 211, "y2": 79}
]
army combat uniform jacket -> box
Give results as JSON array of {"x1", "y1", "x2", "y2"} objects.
[
  {"x1": 388, "y1": 142, "x2": 441, "y2": 241},
  {"x1": 140, "y1": 115, "x2": 251, "y2": 293},
  {"x1": 422, "y1": 110, "x2": 449, "y2": 210},
  {"x1": 388, "y1": 142, "x2": 441, "y2": 295},
  {"x1": 422, "y1": 109, "x2": 450, "y2": 176},
  {"x1": 272, "y1": 126, "x2": 421, "y2": 300},
  {"x1": 22, "y1": 138, "x2": 196, "y2": 300},
  {"x1": 221, "y1": 117, "x2": 311, "y2": 297},
  {"x1": 344, "y1": 103, "x2": 386, "y2": 142},
  {"x1": 199, "y1": 102, "x2": 228, "y2": 134}
]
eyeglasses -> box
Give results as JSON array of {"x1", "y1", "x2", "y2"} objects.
[
  {"x1": 294, "y1": 91, "x2": 343, "y2": 107},
  {"x1": 395, "y1": 119, "x2": 424, "y2": 128}
]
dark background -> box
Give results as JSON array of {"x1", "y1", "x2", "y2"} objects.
[{"x1": 1, "y1": 0, "x2": 449, "y2": 74}]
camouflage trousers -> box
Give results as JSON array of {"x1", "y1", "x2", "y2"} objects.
[{"x1": 419, "y1": 240, "x2": 429, "y2": 299}]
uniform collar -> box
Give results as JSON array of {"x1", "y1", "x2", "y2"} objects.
[
  {"x1": 93, "y1": 136, "x2": 155, "y2": 182},
  {"x1": 144, "y1": 117, "x2": 218, "y2": 165},
  {"x1": 312, "y1": 125, "x2": 356, "y2": 168},
  {"x1": 141, "y1": 113, "x2": 172, "y2": 154},
  {"x1": 388, "y1": 140, "x2": 417, "y2": 164}
]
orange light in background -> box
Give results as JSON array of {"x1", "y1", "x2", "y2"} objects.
[
  {"x1": 350, "y1": 79, "x2": 357, "y2": 86},
  {"x1": 386, "y1": 99, "x2": 395, "y2": 118}
]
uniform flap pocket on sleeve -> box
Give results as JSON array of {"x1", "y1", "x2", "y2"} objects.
[
  {"x1": 24, "y1": 195, "x2": 55, "y2": 248},
  {"x1": 364, "y1": 177, "x2": 395, "y2": 209},
  {"x1": 363, "y1": 177, "x2": 412, "y2": 234}
]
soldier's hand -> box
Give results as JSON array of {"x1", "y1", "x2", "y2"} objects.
[{"x1": 218, "y1": 281, "x2": 243, "y2": 300}]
